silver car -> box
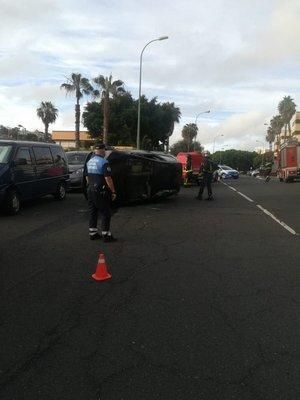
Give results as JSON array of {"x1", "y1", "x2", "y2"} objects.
[{"x1": 66, "y1": 151, "x2": 89, "y2": 190}]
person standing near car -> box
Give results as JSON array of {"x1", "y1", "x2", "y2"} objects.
[
  {"x1": 86, "y1": 142, "x2": 117, "y2": 242},
  {"x1": 196, "y1": 151, "x2": 217, "y2": 201}
]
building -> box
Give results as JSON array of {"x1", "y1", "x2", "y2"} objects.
[
  {"x1": 274, "y1": 111, "x2": 300, "y2": 153},
  {"x1": 51, "y1": 130, "x2": 95, "y2": 149},
  {"x1": 290, "y1": 111, "x2": 300, "y2": 141}
]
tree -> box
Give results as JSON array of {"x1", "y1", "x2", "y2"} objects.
[
  {"x1": 270, "y1": 114, "x2": 284, "y2": 146},
  {"x1": 82, "y1": 93, "x2": 182, "y2": 150},
  {"x1": 160, "y1": 102, "x2": 181, "y2": 151},
  {"x1": 170, "y1": 140, "x2": 203, "y2": 155},
  {"x1": 278, "y1": 95, "x2": 297, "y2": 137},
  {"x1": 60, "y1": 73, "x2": 94, "y2": 148},
  {"x1": 265, "y1": 126, "x2": 275, "y2": 151},
  {"x1": 36, "y1": 101, "x2": 58, "y2": 140},
  {"x1": 92, "y1": 74, "x2": 125, "y2": 144},
  {"x1": 211, "y1": 149, "x2": 258, "y2": 171},
  {"x1": 181, "y1": 123, "x2": 198, "y2": 151}
]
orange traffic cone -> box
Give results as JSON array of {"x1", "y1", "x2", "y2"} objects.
[{"x1": 92, "y1": 253, "x2": 112, "y2": 281}]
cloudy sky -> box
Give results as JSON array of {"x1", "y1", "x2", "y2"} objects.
[{"x1": 1, "y1": 0, "x2": 300, "y2": 151}]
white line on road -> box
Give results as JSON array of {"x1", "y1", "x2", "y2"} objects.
[
  {"x1": 226, "y1": 184, "x2": 238, "y2": 192},
  {"x1": 222, "y1": 182, "x2": 298, "y2": 235},
  {"x1": 256, "y1": 205, "x2": 298, "y2": 235},
  {"x1": 236, "y1": 191, "x2": 254, "y2": 203}
]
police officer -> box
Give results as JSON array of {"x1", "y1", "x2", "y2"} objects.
[
  {"x1": 86, "y1": 142, "x2": 117, "y2": 242},
  {"x1": 196, "y1": 151, "x2": 217, "y2": 200}
]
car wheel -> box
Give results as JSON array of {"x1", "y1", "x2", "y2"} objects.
[
  {"x1": 53, "y1": 182, "x2": 66, "y2": 200},
  {"x1": 5, "y1": 188, "x2": 21, "y2": 215}
]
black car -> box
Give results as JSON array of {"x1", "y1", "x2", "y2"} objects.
[
  {"x1": 0, "y1": 140, "x2": 69, "y2": 214},
  {"x1": 66, "y1": 151, "x2": 89, "y2": 190},
  {"x1": 83, "y1": 149, "x2": 182, "y2": 204}
]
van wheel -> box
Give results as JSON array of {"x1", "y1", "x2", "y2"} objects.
[
  {"x1": 5, "y1": 189, "x2": 21, "y2": 215},
  {"x1": 53, "y1": 182, "x2": 66, "y2": 200}
]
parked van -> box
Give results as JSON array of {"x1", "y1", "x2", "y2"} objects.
[{"x1": 0, "y1": 140, "x2": 69, "y2": 214}]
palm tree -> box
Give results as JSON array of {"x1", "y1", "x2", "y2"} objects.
[
  {"x1": 270, "y1": 115, "x2": 284, "y2": 146},
  {"x1": 278, "y1": 96, "x2": 297, "y2": 138},
  {"x1": 60, "y1": 73, "x2": 94, "y2": 148},
  {"x1": 36, "y1": 101, "x2": 58, "y2": 141},
  {"x1": 182, "y1": 123, "x2": 198, "y2": 151},
  {"x1": 92, "y1": 74, "x2": 125, "y2": 144},
  {"x1": 265, "y1": 126, "x2": 275, "y2": 151},
  {"x1": 161, "y1": 102, "x2": 181, "y2": 151}
]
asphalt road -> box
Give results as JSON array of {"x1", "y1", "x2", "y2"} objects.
[{"x1": 0, "y1": 176, "x2": 299, "y2": 400}]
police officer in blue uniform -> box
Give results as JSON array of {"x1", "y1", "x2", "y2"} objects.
[{"x1": 86, "y1": 142, "x2": 117, "y2": 242}]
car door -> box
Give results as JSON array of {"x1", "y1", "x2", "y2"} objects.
[{"x1": 13, "y1": 146, "x2": 37, "y2": 200}]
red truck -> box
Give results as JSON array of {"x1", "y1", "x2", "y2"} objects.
[
  {"x1": 278, "y1": 142, "x2": 300, "y2": 182},
  {"x1": 176, "y1": 152, "x2": 203, "y2": 185}
]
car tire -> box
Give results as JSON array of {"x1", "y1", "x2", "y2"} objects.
[
  {"x1": 5, "y1": 188, "x2": 21, "y2": 215},
  {"x1": 53, "y1": 181, "x2": 66, "y2": 200}
]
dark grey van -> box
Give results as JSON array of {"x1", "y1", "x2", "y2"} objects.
[{"x1": 0, "y1": 140, "x2": 69, "y2": 214}]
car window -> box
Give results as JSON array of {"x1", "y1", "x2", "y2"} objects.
[
  {"x1": 66, "y1": 153, "x2": 88, "y2": 165},
  {"x1": 33, "y1": 147, "x2": 53, "y2": 165},
  {"x1": 0, "y1": 145, "x2": 12, "y2": 163},
  {"x1": 51, "y1": 147, "x2": 67, "y2": 166},
  {"x1": 15, "y1": 147, "x2": 32, "y2": 165}
]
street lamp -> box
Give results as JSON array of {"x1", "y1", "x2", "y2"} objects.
[
  {"x1": 212, "y1": 134, "x2": 224, "y2": 154},
  {"x1": 256, "y1": 140, "x2": 265, "y2": 166},
  {"x1": 192, "y1": 110, "x2": 210, "y2": 151},
  {"x1": 219, "y1": 145, "x2": 228, "y2": 164},
  {"x1": 18, "y1": 124, "x2": 26, "y2": 140},
  {"x1": 136, "y1": 36, "x2": 169, "y2": 150},
  {"x1": 195, "y1": 110, "x2": 210, "y2": 125}
]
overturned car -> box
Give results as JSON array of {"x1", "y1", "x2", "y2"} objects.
[{"x1": 83, "y1": 150, "x2": 182, "y2": 204}]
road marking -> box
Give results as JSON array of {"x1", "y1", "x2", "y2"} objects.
[
  {"x1": 222, "y1": 182, "x2": 298, "y2": 235},
  {"x1": 256, "y1": 205, "x2": 298, "y2": 235},
  {"x1": 227, "y1": 185, "x2": 237, "y2": 192},
  {"x1": 236, "y1": 191, "x2": 254, "y2": 203}
]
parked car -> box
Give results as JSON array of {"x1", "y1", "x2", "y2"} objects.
[
  {"x1": 83, "y1": 149, "x2": 182, "y2": 204},
  {"x1": 0, "y1": 140, "x2": 69, "y2": 214},
  {"x1": 66, "y1": 151, "x2": 89, "y2": 190},
  {"x1": 218, "y1": 165, "x2": 239, "y2": 179}
]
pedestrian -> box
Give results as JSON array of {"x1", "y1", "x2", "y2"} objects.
[
  {"x1": 196, "y1": 151, "x2": 217, "y2": 200},
  {"x1": 86, "y1": 142, "x2": 117, "y2": 242}
]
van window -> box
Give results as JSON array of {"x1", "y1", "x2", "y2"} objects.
[
  {"x1": 15, "y1": 148, "x2": 32, "y2": 165},
  {"x1": 33, "y1": 147, "x2": 53, "y2": 165},
  {"x1": 51, "y1": 147, "x2": 67, "y2": 166},
  {"x1": 0, "y1": 145, "x2": 12, "y2": 163}
]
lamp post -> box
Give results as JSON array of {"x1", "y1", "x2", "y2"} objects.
[
  {"x1": 136, "y1": 36, "x2": 169, "y2": 150},
  {"x1": 219, "y1": 145, "x2": 228, "y2": 164},
  {"x1": 195, "y1": 110, "x2": 210, "y2": 125},
  {"x1": 256, "y1": 140, "x2": 265, "y2": 166},
  {"x1": 193, "y1": 110, "x2": 210, "y2": 151},
  {"x1": 212, "y1": 134, "x2": 224, "y2": 154},
  {"x1": 18, "y1": 124, "x2": 26, "y2": 140}
]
